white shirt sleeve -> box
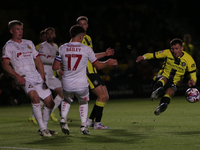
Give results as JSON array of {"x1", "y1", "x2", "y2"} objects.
[
  {"x1": 30, "y1": 41, "x2": 39, "y2": 59},
  {"x1": 2, "y1": 44, "x2": 12, "y2": 59},
  {"x1": 87, "y1": 47, "x2": 97, "y2": 64}
]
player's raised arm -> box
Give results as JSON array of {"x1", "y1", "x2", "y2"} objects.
[
  {"x1": 92, "y1": 58, "x2": 118, "y2": 70},
  {"x1": 95, "y1": 47, "x2": 114, "y2": 59},
  {"x1": 136, "y1": 56, "x2": 145, "y2": 63}
]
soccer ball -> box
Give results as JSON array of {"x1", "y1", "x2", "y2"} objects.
[{"x1": 185, "y1": 88, "x2": 200, "y2": 103}]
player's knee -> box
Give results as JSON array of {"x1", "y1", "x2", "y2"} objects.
[
  {"x1": 64, "y1": 98, "x2": 72, "y2": 104},
  {"x1": 44, "y1": 96, "x2": 55, "y2": 109},
  {"x1": 45, "y1": 100, "x2": 55, "y2": 109},
  {"x1": 30, "y1": 96, "x2": 40, "y2": 104},
  {"x1": 79, "y1": 99, "x2": 88, "y2": 105}
]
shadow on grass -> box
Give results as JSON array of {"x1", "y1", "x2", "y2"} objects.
[
  {"x1": 25, "y1": 129, "x2": 147, "y2": 146},
  {"x1": 167, "y1": 131, "x2": 200, "y2": 135},
  {"x1": 78, "y1": 129, "x2": 147, "y2": 144}
]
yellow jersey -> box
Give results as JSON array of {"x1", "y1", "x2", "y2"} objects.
[
  {"x1": 183, "y1": 42, "x2": 194, "y2": 56},
  {"x1": 35, "y1": 43, "x2": 42, "y2": 51},
  {"x1": 143, "y1": 49, "x2": 197, "y2": 85},
  {"x1": 82, "y1": 34, "x2": 97, "y2": 74}
]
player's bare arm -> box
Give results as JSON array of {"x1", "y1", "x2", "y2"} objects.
[
  {"x1": 93, "y1": 58, "x2": 118, "y2": 70},
  {"x1": 35, "y1": 56, "x2": 45, "y2": 81},
  {"x1": 52, "y1": 60, "x2": 61, "y2": 70},
  {"x1": 95, "y1": 48, "x2": 114, "y2": 59},
  {"x1": 2, "y1": 58, "x2": 26, "y2": 85},
  {"x1": 136, "y1": 56, "x2": 145, "y2": 63}
]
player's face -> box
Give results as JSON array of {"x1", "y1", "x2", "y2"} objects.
[
  {"x1": 10, "y1": 25, "x2": 23, "y2": 40},
  {"x1": 80, "y1": 33, "x2": 86, "y2": 43},
  {"x1": 40, "y1": 34, "x2": 46, "y2": 42},
  {"x1": 170, "y1": 43, "x2": 183, "y2": 58},
  {"x1": 78, "y1": 20, "x2": 88, "y2": 31},
  {"x1": 46, "y1": 30, "x2": 55, "y2": 43}
]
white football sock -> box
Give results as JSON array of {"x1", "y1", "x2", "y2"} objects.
[
  {"x1": 32, "y1": 103, "x2": 45, "y2": 131},
  {"x1": 40, "y1": 100, "x2": 44, "y2": 108},
  {"x1": 42, "y1": 106, "x2": 51, "y2": 129},
  {"x1": 61, "y1": 101, "x2": 70, "y2": 122},
  {"x1": 31, "y1": 100, "x2": 44, "y2": 118},
  {"x1": 51, "y1": 95, "x2": 63, "y2": 113},
  {"x1": 79, "y1": 104, "x2": 88, "y2": 127}
]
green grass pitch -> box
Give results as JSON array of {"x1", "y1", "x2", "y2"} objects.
[{"x1": 0, "y1": 96, "x2": 200, "y2": 150}]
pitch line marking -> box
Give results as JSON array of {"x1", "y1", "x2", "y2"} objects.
[{"x1": 0, "y1": 146, "x2": 49, "y2": 150}]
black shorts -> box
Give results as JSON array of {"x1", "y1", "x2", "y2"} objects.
[
  {"x1": 87, "y1": 73, "x2": 105, "y2": 90},
  {"x1": 153, "y1": 75, "x2": 177, "y2": 92}
]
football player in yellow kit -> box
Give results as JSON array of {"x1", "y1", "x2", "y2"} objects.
[
  {"x1": 76, "y1": 16, "x2": 114, "y2": 129},
  {"x1": 136, "y1": 38, "x2": 197, "y2": 115}
]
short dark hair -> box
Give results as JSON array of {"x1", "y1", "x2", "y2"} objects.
[
  {"x1": 44, "y1": 27, "x2": 55, "y2": 33},
  {"x1": 170, "y1": 38, "x2": 183, "y2": 46},
  {"x1": 183, "y1": 34, "x2": 191, "y2": 39},
  {"x1": 8, "y1": 20, "x2": 23, "y2": 30},
  {"x1": 69, "y1": 25, "x2": 85, "y2": 38},
  {"x1": 76, "y1": 16, "x2": 88, "y2": 23}
]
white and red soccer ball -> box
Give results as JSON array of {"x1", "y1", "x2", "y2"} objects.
[{"x1": 185, "y1": 88, "x2": 200, "y2": 103}]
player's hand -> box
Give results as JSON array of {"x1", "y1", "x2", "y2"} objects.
[
  {"x1": 188, "y1": 79, "x2": 196, "y2": 87},
  {"x1": 42, "y1": 82, "x2": 48, "y2": 89},
  {"x1": 58, "y1": 69, "x2": 64, "y2": 79},
  {"x1": 16, "y1": 75, "x2": 26, "y2": 86},
  {"x1": 105, "y1": 48, "x2": 114, "y2": 56},
  {"x1": 136, "y1": 56, "x2": 145, "y2": 63},
  {"x1": 107, "y1": 59, "x2": 118, "y2": 66}
]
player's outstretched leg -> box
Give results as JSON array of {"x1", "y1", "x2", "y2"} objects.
[
  {"x1": 151, "y1": 87, "x2": 164, "y2": 101},
  {"x1": 151, "y1": 79, "x2": 165, "y2": 101},
  {"x1": 154, "y1": 95, "x2": 171, "y2": 115}
]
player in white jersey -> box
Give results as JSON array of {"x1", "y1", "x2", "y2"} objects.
[
  {"x1": 52, "y1": 25, "x2": 118, "y2": 135},
  {"x1": 2, "y1": 20, "x2": 57, "y2": 137},
  {"x1": 39, "y1": 27, "x2": 63, "y2": 121},
  {"x1": 29, "y1": 27, "x2": 63, "y2": 123}
]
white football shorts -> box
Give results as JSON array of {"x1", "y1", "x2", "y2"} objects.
[
  {"x1": 46, "y1": 75, "x2": 62, "y2": 90},
  {"x1": 23, "y1": 80, "x2": 51, "y2": 100},
  {"x1": 62, "y1": 87, "x2": 90, "y2": 103}
]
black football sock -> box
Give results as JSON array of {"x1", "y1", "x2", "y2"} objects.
[
  {"x1": 89, "y1": 104, "x2": 97, "y2": 120},
  {"x1": 153, "y1": 81, "x2": 163, "y2": 91},
  {"x1": 159, "y1": 95, "x2": 171, "y2": 105},
  {"x1": 94, "y1": 101, "x2": 105, "y2": 122},
  {"x1": 159, "y1": 95, "x2": 171, "y2": 112}
]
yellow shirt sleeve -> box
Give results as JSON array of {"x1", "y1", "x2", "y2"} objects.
[
  {"x1": 143, "y1": 49, "x2": 169, "y2": 60},
  {"x1": 187, "y1": 55, "x2": 197, "y2": 82},
  {"x1": 143, "y1": 53, "x2": 154, "y2": 59}
]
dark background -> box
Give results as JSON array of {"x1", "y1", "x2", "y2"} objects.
[{"x1": 0, "y1": 0, "x2": 200, "y2": 105}]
